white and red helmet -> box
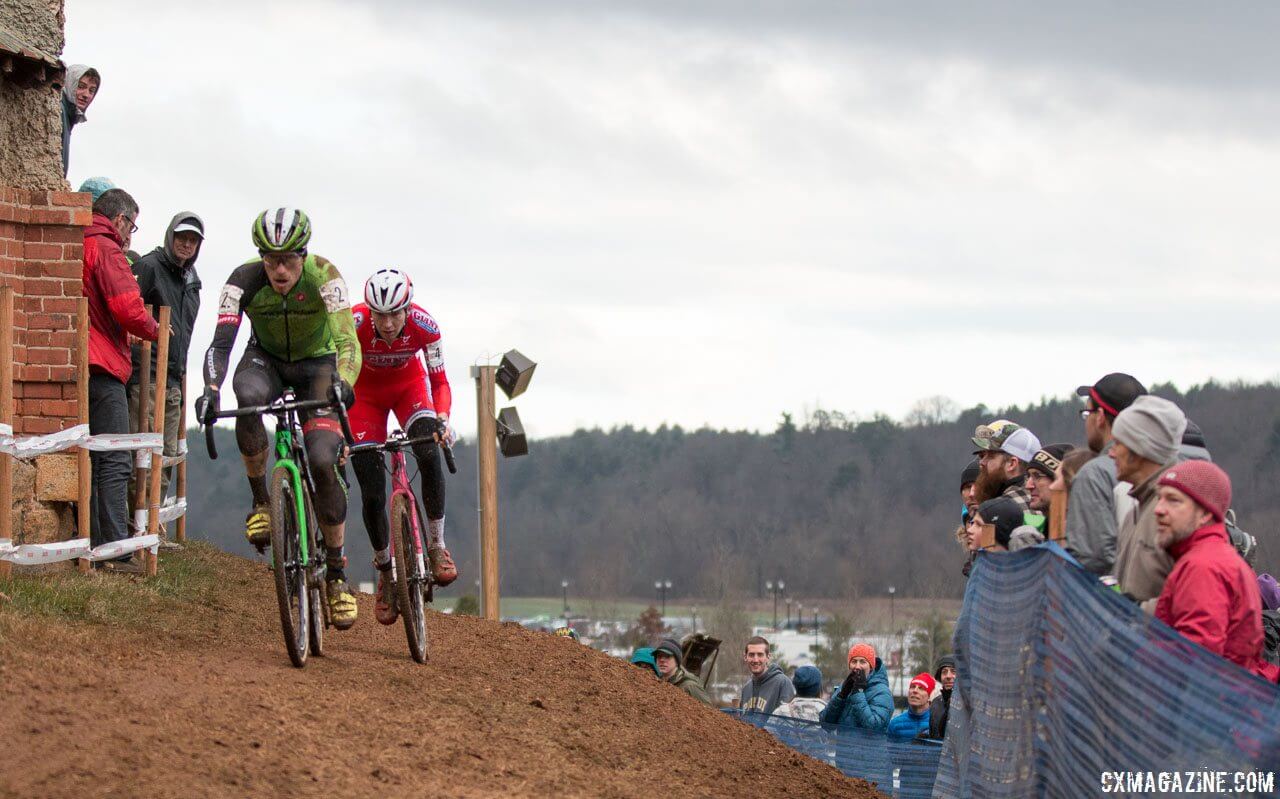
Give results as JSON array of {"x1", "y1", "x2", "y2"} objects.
[{"x1": 364, "y1": 268, "x2": 413, "y2": 313}]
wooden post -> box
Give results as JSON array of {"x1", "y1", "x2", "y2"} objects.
[
  {"x1": 76, "y1": 298, "x2": 91, "y2": 574},
  {"x1": 175, "y1": 396, "x2": 187, "y2": 543},
  {"x1": 0, "y1": 287, "x2": 12, "y2": 580},
  {"x1": 1049, "y1": 487, "x2": 1067, "y2": 542},
  {"x1": 144, "y1": 307, "x2": 170, "y2": 576},
  {"x1": 131, "y1": 307, "x2": 152, "y2": 531},
  {"x1": 472, "y1": 364, "x2": 500, "y2": 621}
]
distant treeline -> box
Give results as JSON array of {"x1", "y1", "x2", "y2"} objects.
[{"x1": 186, "y1": 380, "x2": 1280, "y2": 599}]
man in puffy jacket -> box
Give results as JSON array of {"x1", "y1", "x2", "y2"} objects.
[
  {"x1": 739, "y1": 636, "x2": 795, "y2": 714},
  {"x1": 1153, "y1": 461, "x2": 1280, "y2": 682},
  {"x1": 653, "y1": 638, "x2": 711, "y2": 704},
  {"x1": 888, "y1": 673, "x2": 935, "y2": 740},
  {"x1": 820, "y1": 642, "x2": 893, "y2": 731},
  {"x1": 82, "y1": 189, "x2": 158, "y2": 560},
  {"x1": 127, "y1": 212, "x2": 203, "y2": 513}
]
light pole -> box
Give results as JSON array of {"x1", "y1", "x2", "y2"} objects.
[
  {"x1": 766, "y1": 580, "x2": 785, "y2": 630},
  {"x1": 812, "y1": 607, "x2": 820, "y2": 643},
  {"x1": 888, "y1": 585, "x2": 896, "y2": 632},
  {"x1": 785, "y1": 597, "x2": 792, "y2": 629},
  {"x1": 561, "y1": 579, "x2": 569, "y2": 618},
  {"x1": 655, "y1": 580, "x2": 671, "y2": 616}
]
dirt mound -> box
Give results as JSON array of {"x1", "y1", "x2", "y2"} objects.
[{"x1": 0, "y1": 544, "x2": 883, "y2": 798}]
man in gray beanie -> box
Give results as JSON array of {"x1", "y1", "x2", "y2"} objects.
[{"x1": 1110, "y1": 395, "x2": 1187, "y2": 609}]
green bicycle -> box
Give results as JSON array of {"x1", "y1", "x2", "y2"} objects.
[{"x1": 204, "y1": 380, "x2": 354, "y2": 668}]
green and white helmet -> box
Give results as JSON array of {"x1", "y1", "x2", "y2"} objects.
[{"x1": 252, "y1": 207, "x2": 311, "y2": 254}]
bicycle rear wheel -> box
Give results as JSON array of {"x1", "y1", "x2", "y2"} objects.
[
  {"x1": 270, "y1": 464, "x2": 309, "y2": 668},
  {"x1": 391, "y1": 493, "x2": 429, "y2": 663}
]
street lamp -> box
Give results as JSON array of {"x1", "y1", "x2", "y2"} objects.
[
  {"x1": 812, "y1": 607, "x2": 820, "y2": 643},
  {"x1": 655, "y1": 580, "x2": 671, "y2": 616},
  {"x1": 765, "y1": 579, "x2": 785, "y2": 630},
  {"x1": 888, "y1": 585, "x2": 896, "y2": 632},
  {"x1": 785, "y1": 597, "x2": 792, "y2": 629},
  {"x1": 561, "y1": 579, "x2": 569, "y2": 618}
]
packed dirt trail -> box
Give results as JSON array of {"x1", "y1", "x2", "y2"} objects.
[{"x1": 0, "y1": 544, "x2": 883, "y2": 798}]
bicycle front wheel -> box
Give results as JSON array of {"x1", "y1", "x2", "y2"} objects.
[
  {"x1": 270, "y1": 464, "x2": 309, "y2": 668},
  {"x1": 391, "y1": 493, "x2": 429, "y2": 663}
]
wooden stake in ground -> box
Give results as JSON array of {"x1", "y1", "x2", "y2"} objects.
[
  {"x1": 0, "y1": 287, "x2": 12, "y2": 580},
  {"x1": 144, "y1": 307, "x2": 171, "y2": 577},
  {"x1": 131, "y1": 307, "x2": 152, "y2": 532},
  {"x1": 76, "y1": 297, "x2": 91, "y2": 574},
  {"x1": 175, "y1": 398, "x2": 187, "y2": 543},
  {"x1": 472, "y1": 364, "x2": 499, "y2": 621}
]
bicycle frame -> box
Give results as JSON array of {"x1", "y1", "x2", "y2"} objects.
[{"x1": 272, "y1": 421, "x2": 312, "y2": 566}]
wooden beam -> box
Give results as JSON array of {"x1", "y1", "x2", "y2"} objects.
[
  {"x1": 144, "y1": 307, "x2": 170, "y2": 577},
  {"x1": 473, "y1": 365, "x2": 500, "y2": 621}
]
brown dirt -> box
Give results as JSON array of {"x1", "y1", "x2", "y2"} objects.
[{"x1": 0, "y1": 546, "x2": 884, "y2": 798}]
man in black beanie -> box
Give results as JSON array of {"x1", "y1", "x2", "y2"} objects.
[
  {"x1": 653, "y1": 638, "x2": 711, "y2": 705},
  {"x1": 927, "y1": 655, "x2": 957, "y2": 739}
]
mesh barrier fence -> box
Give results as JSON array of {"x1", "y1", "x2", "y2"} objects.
[
  {"x1": 725, "y1": 709, "x2": 943, "y2": 797},
  {"x1": 934, "y1": 543, "x2": 1280, "y2": 798}
]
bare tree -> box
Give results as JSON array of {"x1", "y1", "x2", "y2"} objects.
[{"x1": 903, "y1": 395, "x2": 961, "y2": 427}]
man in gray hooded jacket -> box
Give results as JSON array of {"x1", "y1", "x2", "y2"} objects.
[
  {"x1": 128, "y1": 213, "x2": 204, "y2": 515},
  {"x1": 61, "y1": 64, "x2": 100, "y2": 176},
  {"x1": 739, "y1": 636, "x2": 795, "y2": 715}
]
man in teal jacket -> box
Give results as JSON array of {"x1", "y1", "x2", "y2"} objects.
[{"x1": 820, "y1": 642, "x2": 893, "y2": 732}]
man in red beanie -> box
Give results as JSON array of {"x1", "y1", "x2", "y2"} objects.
[{"x1": 1153, "y1": 461, "x2": 1280, "y2": 682}]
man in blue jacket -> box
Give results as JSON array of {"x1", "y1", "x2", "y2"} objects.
[
  {"x1": 820, "y1": 642, "x2": 893, "y2": 731},
  {"x1": 888, "y1": 673, "x2": 935, "y2": 740}
]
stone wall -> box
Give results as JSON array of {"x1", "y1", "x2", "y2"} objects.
[{"x1": 0, "y1": 0, "x2": 67, "y2": 191}]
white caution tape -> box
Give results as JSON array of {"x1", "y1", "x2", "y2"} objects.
[
  {"x1": 0, "y1": 533, "x2": 159, "y2": 564},
  {"x1": 133, "y1": 498, "x2": 187, "y2": 528},
  {"x1": 0, "y1": 424, "x2": 162, "y2": 458},
  {"x1": 134, "y1": 450, "x2": 186, "y2": 468}
]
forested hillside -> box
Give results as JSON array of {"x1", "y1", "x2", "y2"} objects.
[{"x1": 186, "y1": 380, "x2": 1280, "y2": 600}]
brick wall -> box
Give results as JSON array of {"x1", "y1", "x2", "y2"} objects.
[{"x1": 0, "y1": 187, "x2": 90, "y2": 434}]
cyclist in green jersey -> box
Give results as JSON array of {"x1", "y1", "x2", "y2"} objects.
[{"x1": 196, "y1": 208, "x2": 362, "y2": 628}]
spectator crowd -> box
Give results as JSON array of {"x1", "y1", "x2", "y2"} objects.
[{"x1": 67, "y1": 65, "x2": 204, "y2": 572}]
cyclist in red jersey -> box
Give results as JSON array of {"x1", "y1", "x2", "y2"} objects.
[{"x1": 349, "y1": 268, "x2": 458, "y2": 625}]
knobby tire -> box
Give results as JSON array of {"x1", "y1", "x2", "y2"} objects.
[
  {"x1": 270, "y1": 465, "x2": 309, "y2": 668},
  {"x1": 392, "y1": 493, "x2": 429, "y2": 663},
  {"x1": 305, "y1": 489, "x2": 325, "y2": 657}
]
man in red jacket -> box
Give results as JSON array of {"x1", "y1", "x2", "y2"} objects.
[
  {"x1": 1153, "y1": 461, "x2": 1280, "y2": 682},
  {"x1": 82, "y1": 189, "x2": 158, "y2": 564}
]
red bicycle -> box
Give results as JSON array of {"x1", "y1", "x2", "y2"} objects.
[{"x1": 349, "y1": 429, "x2": 456, "y2": 663}]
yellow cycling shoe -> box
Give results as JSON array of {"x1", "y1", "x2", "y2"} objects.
[
  {"x1": 327, "y1": 577, "x2": 358, "y2": 630},
  {"x1": 245, "y1": 505, "x2": 271, "y2": 548}
]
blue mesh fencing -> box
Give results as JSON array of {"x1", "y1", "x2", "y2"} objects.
[
  {"x1": 725, "y1": 709, "x2": 942, "y2": 797},
  {"x1": 934, "y1": 543, "x2": 1280, "y2": 798}
]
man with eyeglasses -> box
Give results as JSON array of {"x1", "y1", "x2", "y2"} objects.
[
  {"x1": 82, "y1": 188, "x2": 159, "y2": 570},
  {"x1": 1064, "y1": 373, "x2": 1147, "y2": 575}
]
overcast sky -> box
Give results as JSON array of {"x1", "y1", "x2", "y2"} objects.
[{"x1": 65, "y1": 1, "x2": 1280, "y2": 439}]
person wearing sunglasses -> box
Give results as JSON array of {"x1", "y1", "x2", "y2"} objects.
[{"x1": 82, "y1": 188, "x2": 159, "y2": 571}]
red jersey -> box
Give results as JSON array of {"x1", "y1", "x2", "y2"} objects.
[{"x1": 352, "y1": 302, "x2": 452, "y2": 417}]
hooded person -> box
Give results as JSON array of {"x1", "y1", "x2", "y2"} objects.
[
  {"x1": 126, "y1": 212, "x2": 204, "y2": 515},
  {"x1": 820, "y1": 642, "x2": 893, "y2": 731},
  {"x1": 928, "y1": 654, "x2": 956, "y2": 739},
  {"x1": 739, "y1": 636, "x2": 795, "y2": 714},
  {"x1": 772, "y1": 665, "x2": 826, "y2": 722},
  {"x1": 652, "y1": 638, "x2": 711, "y2": 704},
  {"x1": 61, "y1": 64, "x2": 101, "y2": 176},
  {"x1": 629, "y1": 647, "x2": 659, "y2": 677}
]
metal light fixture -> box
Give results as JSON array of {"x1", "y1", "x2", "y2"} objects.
[
  {"x1": 497, "y1": 349, "x2": 536, "y2": 399},
  {"x1": 497, "y1": 406, "x2": 527, "y2": 458}
]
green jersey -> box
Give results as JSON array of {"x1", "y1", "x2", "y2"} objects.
[{"x1": 205, "y1": 254, "x2": 361, "y2": 388}]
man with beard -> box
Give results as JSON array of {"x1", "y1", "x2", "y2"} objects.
[
  {"x1": 970, "y1": 420, "x2": 1041, "y2": 511},
  {"x1": 1066, "y1": 373, "x2": 1147, "y2": 575}
]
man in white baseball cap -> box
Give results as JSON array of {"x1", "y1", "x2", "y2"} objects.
[{"x1": 970, "y1": 420, "x2": 1042, "y2": 512}]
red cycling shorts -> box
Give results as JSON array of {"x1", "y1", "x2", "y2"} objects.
[{"x1": 349, "y1": 371, "x2": 437, "y2": 444}]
